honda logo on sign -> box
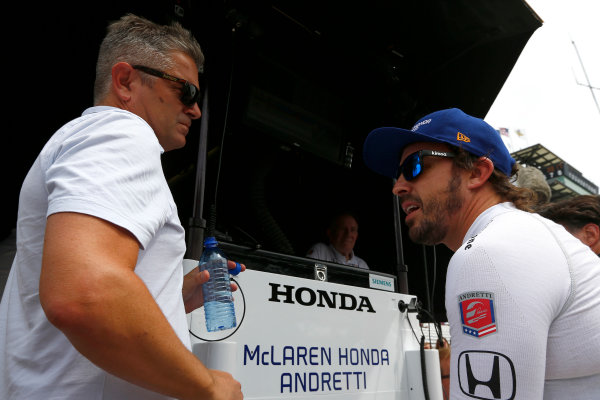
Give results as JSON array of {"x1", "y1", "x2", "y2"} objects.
[{"x1": 458, "y1": 351, "x2": 516, "y2": 400}]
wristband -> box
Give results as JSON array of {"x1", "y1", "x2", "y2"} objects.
[{"x1": 230, "y1": 262, "x2": 242, "y2": 276}]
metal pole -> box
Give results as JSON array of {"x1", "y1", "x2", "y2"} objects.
[
  {"x1": 572, "y1": 40, "x2": 600, "y2": 117},
  {"x1": 393, "y1": 190, "x2": 409, "y2": 294},
  {"x1": 186, "y1": 87, "x2": 210, "y2": 260}
]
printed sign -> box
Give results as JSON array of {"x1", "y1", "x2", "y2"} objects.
[
  {"x1": 189, "y1": 269, "x2": 423, "y2": 399},
  {"x1": 369, "y1": 273, "x2": 395, "y2": 292}
]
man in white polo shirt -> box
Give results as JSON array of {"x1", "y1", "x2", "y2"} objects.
[{"x1": 0, "y1": 14, "x2": 243, "y2": 400}]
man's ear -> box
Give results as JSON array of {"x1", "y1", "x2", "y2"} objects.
[
  {"x1": 111, "y1": 62, "x2": 136, "y2": 102},
  {"x1": 581, "y1": 223, "x2": 600, "y2": 249},
  {"x1": 467, "y1": 157, "x2": 495, "y2": 190}
]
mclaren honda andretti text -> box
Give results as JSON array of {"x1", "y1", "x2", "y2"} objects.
[{"x1": 244, "y1": 345, "x2": 391, "y2": 394}]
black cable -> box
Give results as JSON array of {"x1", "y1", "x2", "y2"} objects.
[
  {"x1": 421, "y1": 244, "x2": 444, "y2": 348},
  {"x1": 418, "y1": 318, "x2": 427, "y2": 340},
  {"x1": 206, "y1": 204, "x2": 217, "y2": 237},
  {"x1": 422, "y1": 245, "x2": 431, "y2": 312},
  {"x1": 431, "y1": 245, "x2": 437, "y2": 314},
  {"x1": 212, "y1": 28, "x2": 236, "y2": 208},
  {"x1": 404, "y1": 303, "x2": 435, "y2": 400},
  {"x1": 418, "y1": 307, "x2": 443, "y2": 345},
  {"x1": 405, "y1": 310, "x2": 420, "y2": 343},
  {"x1": 204, "y1": 26, "x2": 237, "y2": 242},
  {"x1": 414, "y1": 300, "x2": 444, "y2": 400}
]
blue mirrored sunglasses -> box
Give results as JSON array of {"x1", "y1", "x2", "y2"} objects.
[{"x1": 397, "y1": 150, "x2": 456, "y2": 181}]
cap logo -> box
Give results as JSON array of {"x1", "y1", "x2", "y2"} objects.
[
  {"x1": 411, "y1": 118, "x2": 431, "y2": 132},
  {"x1": 457, "y1": 132, "x2": 471, "y2": 143}
]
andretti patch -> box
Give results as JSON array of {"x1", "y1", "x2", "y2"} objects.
[{"x1": 458, "y1": 292, "x2": 497, "y2": 338}]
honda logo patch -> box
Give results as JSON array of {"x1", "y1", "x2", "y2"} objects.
[
  {"x1": 458, "y1": 292, "x2": 497, "y2": 338},
  {"x1": 458, "y1": 351, "x2": 516, "y2": 400}
]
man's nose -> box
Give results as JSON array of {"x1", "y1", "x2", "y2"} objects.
[
  {"x1": 392, "y1": 176, "x2": 411, "y2": 196},
  {"x1": 188, "y1": 102, "x2": 202, "y2": 119}
]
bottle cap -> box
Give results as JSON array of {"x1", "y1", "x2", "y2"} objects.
[{"x1": 203, "y1": 236, "x2": 218, "y2": 248}]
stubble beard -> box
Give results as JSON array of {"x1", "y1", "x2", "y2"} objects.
[{"x1": 407, "y1": 173, "x2": 463, "y2": 245}]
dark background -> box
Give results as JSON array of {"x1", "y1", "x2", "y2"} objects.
[{"x1": 3, "y1": 0, "x2": 541, "y2": 322}]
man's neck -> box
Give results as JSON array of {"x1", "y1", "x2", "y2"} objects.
[{"x1": 444, "y1": 188, "x2": 504, "y2": 252}]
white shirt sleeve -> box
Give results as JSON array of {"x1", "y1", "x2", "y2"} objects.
[
  {"x1": 43, "y1": 109, "x2": 171, "y2": 249},
  {"x1": 445, "y1": 216, "x2": 571, "y2": 399}
]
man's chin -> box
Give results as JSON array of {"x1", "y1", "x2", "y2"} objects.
[
  {"x1": 408, "y1": 226, "x2": 442, "y2": 246},
  {"x1": 165, "y1": 134, "x2": 187, "y2": 152}
]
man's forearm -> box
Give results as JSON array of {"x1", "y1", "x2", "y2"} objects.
[
  {"x1": 40, "y1": 212, "x2": 230, "y2": 399},
  {"x1": 47, "y1": 264, "x2": 217, "y2": 399}
]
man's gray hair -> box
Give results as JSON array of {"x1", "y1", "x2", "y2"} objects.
[
  {"x1": 515, "y1": 165, "x2": 552, "y2": 205},
  {"x1": 93, "y1": 14, "x2": 204, "y2": 104}
]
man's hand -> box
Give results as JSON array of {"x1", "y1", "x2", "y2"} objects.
[
  {"x1": 183, "y1": 260, "x2": 246, "y2": 313},
  {"x1": 206, "y1": 370, "x2": 243, "y2": 400}
]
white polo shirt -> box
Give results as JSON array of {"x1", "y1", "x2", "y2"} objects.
[
  {"x1": 306, "y1": 242, "x2": 369, "y2": 270},
  {"x1": 0, "y1": 107, "x2": 188, "y2": 399}
]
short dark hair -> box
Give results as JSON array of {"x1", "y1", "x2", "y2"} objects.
[
  {"x1": 538, "y1": 195, "x2": 600, "y2": 230},
  {"x1": 450, "y1": 146, "x2": 538, "y2": 212}
]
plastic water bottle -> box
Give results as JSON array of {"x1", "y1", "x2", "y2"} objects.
[{"x1": 199, "y1": 236, "x2": 236, "y2": 332}]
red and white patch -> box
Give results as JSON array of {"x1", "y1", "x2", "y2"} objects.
[{"x1": 458, "y1": 291, "x2": 497, "y2": 338}]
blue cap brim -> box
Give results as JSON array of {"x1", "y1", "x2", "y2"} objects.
[{"x1": 363, "y1": 127, "x2": 441, "y2": 179}]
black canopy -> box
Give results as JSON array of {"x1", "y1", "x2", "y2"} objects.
[{"x1": 3, "y1": 1, "x2": 542, "y2": 316}]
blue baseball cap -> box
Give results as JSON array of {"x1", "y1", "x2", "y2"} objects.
[{"x1": 363, "y1": 108, "x2": 515, "y2": 178}]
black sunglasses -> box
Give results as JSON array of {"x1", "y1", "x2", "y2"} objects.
[
  {"x1": 397, "y1": 150, "x2": 456, "y2": 181},
  {"x1": 132, "y1": 65, "x2": 200, "y2": 107}
]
